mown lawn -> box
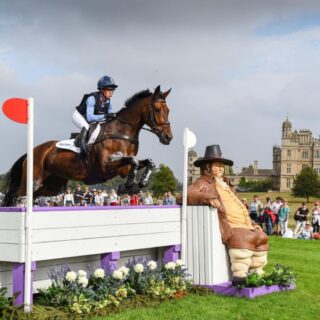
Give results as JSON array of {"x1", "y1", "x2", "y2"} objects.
[{"x1": 95, "y1": 237, "x2": 320, "y2": 320}]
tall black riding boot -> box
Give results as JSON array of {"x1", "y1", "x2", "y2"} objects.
[{"x1": 79, "y1": 127, "x2": 88, "y2": 159}]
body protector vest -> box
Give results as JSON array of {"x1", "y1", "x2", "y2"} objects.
[{"x1": 76, "y1": 91, "x2": 111, "y2": 118}]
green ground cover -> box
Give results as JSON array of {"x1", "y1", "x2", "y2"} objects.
[{"x1": 95, "y1": 237, "x2": 320, "y2": 320}]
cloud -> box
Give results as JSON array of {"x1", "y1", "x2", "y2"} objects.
[{"x1": 1, "y1": 0, "x2": 320, "y2": 181}]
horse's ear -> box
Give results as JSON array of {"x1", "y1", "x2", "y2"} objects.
[
  {"x1": 154, "y1": 85, "x2": 161, "y2": 96},
  {"x1": 162, "y1": 88, "x2": 171, "y2": 99}
]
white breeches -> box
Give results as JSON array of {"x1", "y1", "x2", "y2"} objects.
[{"x1": 72, "y1": 110, "x2": 89, "y2": 130}]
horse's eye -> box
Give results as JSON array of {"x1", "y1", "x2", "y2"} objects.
[{"x1": 155, "y1": 108, "x2": 161, "y2": 113}]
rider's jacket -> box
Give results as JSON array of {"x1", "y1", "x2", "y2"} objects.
[{"x1": 76, "y1": 92, "x2": 112, "y2": 123}]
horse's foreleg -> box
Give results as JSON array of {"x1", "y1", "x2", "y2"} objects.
[
  {"x1": 138, "y1": 158, "x2": 155, "y2": 188},
  {"x1": 124, "y1": 157, "x2": 139, "y2": 188},
  {"x1": 110, "y1": 154, "x2": 139, "y2": 188}
]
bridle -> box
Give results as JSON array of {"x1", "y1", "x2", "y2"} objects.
[
  {"x1": 96, "y1": 97, "x2": 170, "y2": 146},
  {"x1": 143, "y1": 99, "x2": 171, "y2": 136}
]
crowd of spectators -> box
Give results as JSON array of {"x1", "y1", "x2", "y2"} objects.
[
  {"x1": 242, "y1": 195, "x2": 320, "y2": 240},
  {"x1": 31, "y1": 185, "x2": 176, "y2": 207}
]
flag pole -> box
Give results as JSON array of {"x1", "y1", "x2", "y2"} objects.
[
  {"x1": 181, "y1": 128, "x2": 196, "y2": 263},
  {"x1": 24, "y1": 97, "x2": 34, "y2": 312}
]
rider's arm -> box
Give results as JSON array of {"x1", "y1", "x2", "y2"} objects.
[{"x1": 86, "y1": 96, "x2": 105, "y2": 123}]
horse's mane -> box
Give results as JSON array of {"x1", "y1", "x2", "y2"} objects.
[{"x1": 117, "y1": 89, "x2": 152, "y2": 114}]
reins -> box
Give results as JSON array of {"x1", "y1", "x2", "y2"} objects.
[{"x1": 93, "y1": 98, "x2": 170, "y2": 146}]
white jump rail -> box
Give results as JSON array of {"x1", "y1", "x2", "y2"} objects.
[{"x1": 0, "y1": 205, "x2": 230, "y2": 304}]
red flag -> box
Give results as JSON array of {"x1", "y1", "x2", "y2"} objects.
[{"x1": 2, "y1": 98, "x2": 28, "y2": 124}]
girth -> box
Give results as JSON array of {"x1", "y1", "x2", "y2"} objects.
[{"x1": 94, "y1": 133, "x2": 139, "y2": 146}]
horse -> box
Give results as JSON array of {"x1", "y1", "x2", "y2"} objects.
[{"x1": 1, "y1": 85, "x2": 173, "y2": 206}]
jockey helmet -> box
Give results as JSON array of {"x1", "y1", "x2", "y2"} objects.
[{"x1": 97, "y1": 75, "x2": 118, "y2": 90}]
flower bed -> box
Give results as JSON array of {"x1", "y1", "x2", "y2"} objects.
[{"x1": 33, "y1": 259, "x2": 190, "y2": 315}]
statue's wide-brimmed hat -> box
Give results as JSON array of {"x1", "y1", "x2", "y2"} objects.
[{"x1": 194, "y1": 145, "x2": 233, "y2": 167}]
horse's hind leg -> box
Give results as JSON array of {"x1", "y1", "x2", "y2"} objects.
[
  {"x1": 34, "y1": 175, "x2": 68, "y2": 197},
  {"x1": 138, "y1": 158, "x2": 155, "y2": 188}
]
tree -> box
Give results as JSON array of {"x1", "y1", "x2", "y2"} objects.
[
  {"x1": 292, "y1": 166, "x2": 320, "y2": 202},
  {"x1": 149, "y1": 164, "x2": 178, "y2": 197}
]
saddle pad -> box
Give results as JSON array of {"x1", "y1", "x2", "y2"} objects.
[{"x1": 56, "y1": 139, "x2": 80, "y2": 153}]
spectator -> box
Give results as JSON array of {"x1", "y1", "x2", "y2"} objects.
[
  {"x1": 293, "y1": 202, "x2": 309, "y2": 236},
  {"x1": 64, "y1": 188, "x2": 75, "y2": 206},
  {"x1": 101, "y1": 189, "x2": 108, "y2": 206},
  {"x1": 271, "y1": 197, "x2": 283, "y2": 235},
  {"x1": 110, "y1": 189, "x2": 118, "y2": 206},
  {"x1": 249, "y1": 195, "x2": 263, "y2": 224},
  {"x1": 241, "y1": 198, "x2": 249, "y2": 211},
  {"x1": 157, "y1": 197, "x2": 163, "y2": 205},
  {"x1": 83, "y1": 187, "x2": 93, "y2": 205},
  {"x1": 295, "y1": 223, "x2": 313, "y2": 240},
  {"x1": 263, "y1": 197, "x2": 274, "y2": 235},
  {"x1": 130, "y1": 194, "x2": 139, "y2": 206},
  {"x1": 144, "y1": 192, "x2": 153, "y2": 205},
  {"x1": 163, "y1": 192, "x2": 176, "y2": 205},
  {"x1": 311, "y1": 202, "x2": 320, "y2": 233},
  {"x1": 74, "y1": 185, "x2": 84, "y2": 206},
  {"x1": 279, "y1": 199, "x2": 290, "y2": 236},
  {"x1": 121, "y1": 194, "x2": 131, "y2": 206}
]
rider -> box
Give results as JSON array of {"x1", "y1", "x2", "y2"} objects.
[{"x1": 72, "y1": 75, "x2": 118, "y2": 157}]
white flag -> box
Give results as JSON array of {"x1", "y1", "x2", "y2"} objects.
[{"x1": 183, "y1": 128, "x2": 197, "y2": 148}]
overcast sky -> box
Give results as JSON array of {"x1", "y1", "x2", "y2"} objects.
[{"x1": 1, "y1": 0, "x2": 320, "y2": 180}]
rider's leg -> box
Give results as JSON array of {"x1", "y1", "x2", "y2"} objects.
[{"x1": 72, "y1": 110, "x2": 89, "y2": 156}]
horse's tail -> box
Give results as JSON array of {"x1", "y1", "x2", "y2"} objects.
[{"x1": 1, "y1": 154, "x2": 27, "y2": 207}]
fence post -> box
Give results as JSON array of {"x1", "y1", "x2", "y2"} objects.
[
  {"x1": 163, "y1": 244, "x2": 181, "y2": 263},
  {"x1": 100, "y1": 252, "x2": 120, "y2": 272},
  {"x1": 12, "y1": 261, "x2": 37, "y2": 306}
]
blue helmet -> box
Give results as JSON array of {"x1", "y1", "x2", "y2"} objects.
[{"x1": 97, "y1": 75, "x2": 118, "y2": 90}]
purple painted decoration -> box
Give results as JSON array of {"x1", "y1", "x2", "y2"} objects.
[
  {"x1": 101, "y1": 252, "x2": 120, "y2": 272},
  {"x1": 163, "y1": 244, "x2": 181, "y2": 263},
  {"x1": 211, "y1": 282, "x2": 296, "y2": 299},
  {"x1": 12, "y1": 261, "x2": 37, "y2": 305}
]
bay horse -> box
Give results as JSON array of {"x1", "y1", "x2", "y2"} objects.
[{"x1": 2, "y1": 85, "x2": 173, "y2": 206}]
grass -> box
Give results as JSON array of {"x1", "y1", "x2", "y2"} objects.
[{"x1": 94, "y1": 237, "x2": 320, "y2": 320}]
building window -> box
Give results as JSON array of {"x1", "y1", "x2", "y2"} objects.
[
  {"x1": 316, "y1": 150, "x2": 320, "y2": 158},
  {"x1": 286, "y1": 163, "x2": 291, "y2": 173},
  {"x1": 302, "y1": 164, "x2": 308, "y2": 169},
  {"x1": 287, "y1": 149, "x2": 291, "y2": 157},
  {"x1": 302, "y1": 150, "x2": 308, "y2": 159},
  {"x1": 286, "y1": 178, "x2": 291, "y2": 189}
]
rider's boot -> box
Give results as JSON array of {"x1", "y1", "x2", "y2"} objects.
[{"x1": 79, "y1": 127, "x2": 89, "y2": 159}]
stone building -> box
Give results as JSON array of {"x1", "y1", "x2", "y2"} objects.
[
  {"x1": 273, "y1": 118, "x2": 320, "y2": 191},
  {"x1": 228, "y1": 161, "x2": 273, "y2": 186}
]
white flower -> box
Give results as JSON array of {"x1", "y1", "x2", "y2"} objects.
[
  {"x1": 65, "y1": 271, "x2": 77, "y2": 282},
  {"x1": 175, "y1": 259, "x2": 184, "y2": 266},
  {"x1": 119, "y1": 266, "x2": 129, "y2": 276},
  {"x1": 93, "y1": 268, "x2": 105, "y2": 279},
  {"x1": 134, "y1": 263, "x2": 144, "y2": 273},
  {"x1": 113, "y1": 270, "x2": 123, "y2": 280},
  {"x1": 78, "y1": 270, "x2": 87, "y2": 277},
  {"x1": 165, "y1": 262, "x2": 176, "y2": 270},
  {"x1": 147, "y1": 260, "x2": 157, "y2": 271},
  {"x1": 78, "y1": 276, "x2": 88, "y2": 287}
]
